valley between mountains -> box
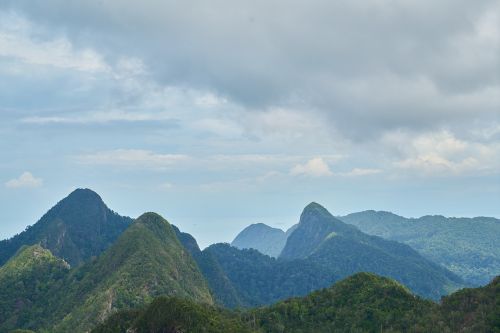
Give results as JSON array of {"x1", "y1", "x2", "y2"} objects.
[{"x1": 0, "y1": 189, "x2": 498, "y2": 332}]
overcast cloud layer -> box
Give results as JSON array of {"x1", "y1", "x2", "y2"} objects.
[{"x1": 0, "y1": 0, "x2": 499, "y2": 247}]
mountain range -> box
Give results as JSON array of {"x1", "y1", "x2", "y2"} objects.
[
  {"x1": 0, "y1": 207, "x2": 212, "y2": 332},
  {"x1": 93, "y1": 272, "x2": 500, "y2": 333},
  {"x1": 232, "y1": 207, "x2": 500, "y2": 286},
  {"x1": 220, "y1": 202, "x2": 463, "y2": 303},
  {"x1": 0, "y1": 188, "x2": 497, "y2": 332},
  {"x1": 339, "y1": 210, "x2": 500, "y2": 285}
]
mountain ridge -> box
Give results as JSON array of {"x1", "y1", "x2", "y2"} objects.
[
  {"x1": 93, "y1": 272, "x2": 500, "y2": 333},
  {"x1": 340, "y1": 210, "x2": 500, "y2": 284}
]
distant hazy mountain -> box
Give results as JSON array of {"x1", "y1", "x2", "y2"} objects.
[
  {"x1": 340, "y1": 210, "x2": 500, "y2": 285},
  {"x1": 94, "y1": 273, "x2": 500, "y2": 333},
  {"x1": 279, "y1": 202, "x2": 464, "y2": 299},
  {"x1": 0, "y1": 188, "x2": 133, "y2": 267},
  {"x1": 231, "y1": 223, "x2": 290, "y2": 257},
  {"x1": 0, "y1": 213, "x2": 213, "y2": 333},
  {"x1": 195, "y1": 203, "x2": 464, "y2": 306}
]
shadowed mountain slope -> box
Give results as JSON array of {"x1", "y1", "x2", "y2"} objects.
[
  {"x1": 0, "y1": 189, "x2": 133, "y2": 267},
  {"x1": 279, "y1": 202, "x2": 464, "y2": 300}
]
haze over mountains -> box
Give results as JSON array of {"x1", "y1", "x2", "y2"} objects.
[
  {"x1": 0, "y1": 188, "x2": 498, "y2": 332},
  {"x1": 340, "y1": 211, "x2": 500, "y2": 285},
  {"x1": 231, "y1": 223, "x2": 293, "y2": 258},
  {"x1": 232, "y1": 206, "x2": 500, "y2": 286}
]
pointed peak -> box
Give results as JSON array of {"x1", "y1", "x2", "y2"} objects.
[
  {"x1": 133, "y1": 212, "x2": 175, "y2": 236},
  {"x1": 65, "y1": 188, "x2": 103, "y2": 202},
  {"x1": 136, "y1": 212, "x2": 167, "y2": 223},
  {"x1": 300, "y1": 202, "x2": 332, "y2": 223},
  {"x1": 45, "y1": 188, "x2": 107, "y2": 220},
  {"x1": 303, "y1": 202, "x2": 327, "y2": 211},
  {"x1": 54, "y1": 188, "x2": 105, "y2": 211}
]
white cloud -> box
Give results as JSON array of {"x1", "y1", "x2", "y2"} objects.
[
  {"x1": 0, "y1": 12, "x2": 109, "y2": 73},
  {"x1": 21, "y1": 110, "x2": 175, "y2": 125},
  {"x1": 392, "y1": 131, "x2": 500, "y2": 176},
  {"x1": 157, "y1": 182, "x2": 173, "y2": 190},
  {"x1": 194, "y1": 93, "x2": 227, "y2": 108},
  {"x1": 5, "y1": 172, "x2": 43, "y2": 188},
  {"x1": 191, "y1": 118, "x2": 243, "y2": 138},
  {"x1": 290, "y1": 157, "x2": 333, "y2": 177},
  {"x1": 339, "y1": 168, "x2": 382, "y2": 177},
  {"x1": 75, "y1": 149, "x2": 189, "y2": 169}
]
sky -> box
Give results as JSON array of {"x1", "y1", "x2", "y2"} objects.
[{"x1": 0, "y1": 0, "x2": 499, "y2": 248}]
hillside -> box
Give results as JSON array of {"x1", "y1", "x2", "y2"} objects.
[
  {"x1": 51, "y1": 212, "x2": 213, "y2": 332},
  {"x1": 436, "y1": 275, "x2": 499, "y2": 332},
  {"x1": 172, "y1": 225, "x2": 245, "y2": 308},
  {"x1": 0, "y1": 213, "x2": 213, "y2": 333},
  {"x1": 340, "y1": 210, "x2": 500, "y2": 285},
  {"x1": 93, "y1": 297, "x2": 254, "y2": 333},
  {"x1": 0, "y1": 189, "x2": 133, "y2": 267},
  {"x1": 92, "y1": 273, "x2": 500, "y2": 333},
  {"x1": 253, "y1": 272, "x2": 436, "y2": 332},
  {"x1": 204, "y1": 243, "x2": 337, "y2": 307},
  {"x1": 280, "y1": 203, "x2": 464, "y2": 299},
  {"x1": 0, "y1": 245, "x2": 69, "y2": 332}
]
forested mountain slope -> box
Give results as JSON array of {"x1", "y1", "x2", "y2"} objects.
[
  {"x1": 279, "y1": 203, "x2": 464, "y2": 299},
  {"x1": 93, "y1": 272, "x2": 500, "y2": 333},
  {"x1": 0, "y1": 213, "x2": 213, "y2": 333},
  {"x1": 340, "y1": 210, "x2": 500, "y2": 285}
]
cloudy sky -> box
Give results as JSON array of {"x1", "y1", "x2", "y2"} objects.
[{"x1": 0, "y1": 0, "x2": 499, "y2": 247}]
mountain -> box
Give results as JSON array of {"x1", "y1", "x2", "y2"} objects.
[
  {"x1": 340, "y1": 210, "x2": 500, "y2": 285},
  {"x1": 0, "y1": 188, "x2": 133, "y2": 267},
  {"x1": 253, "y1": 272, "x2": 436, "y2": 332},
  {"x1": 0, "y1": 245, "x2": 69, "y2": 332},
  {"x1": 51, "y1": 212, "x2": 213, "y2": 332},
  {"x1": 280, "y1": 203, "x2": 356, "y2": 259},
  {"x1": 172, "y1": 225, "x2": 244, "y2": 308},
  {"x1": 231, "y1": 223, "x2": 288, "y2": 257},
  {"x1": 93, "y1": 273, "x2": 500, "y2": 333},
  {"x1": 0, "y1": 212, "x2": 213, "y2": 333},
  {"x1": 93, "y1": 297, "x2": 254, "y2": 333},
  {"x1": 204, "y1": 243, "x2": 337, "y2": 307},
  {"x1": 436, "y1": 275, "x2": 500, "y2": 332},
  {"x1": 280, "y1": 202, "x2": 464, "y2": 300}
]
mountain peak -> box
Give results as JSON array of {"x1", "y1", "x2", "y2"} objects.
[
  {"x1": 66, "y1": 187, "x2": 102, "y2": 200},
  {"x1": 304, "y1": 201, "x2": 324, "y2": 209},
  {"x1": 0, "y1": 189, "x2": 133, "y2": 267},
  {"x1": 136, "y1": 211, "x2": 165, "y2": 222},
  {"x1": 52, "y1": 211, "x2": 212, "y2": 332},
  {"x1": 49, "y1": 188, "x2": 107, "y2": 219},
  {"x1": 231, "y1": 223, "x2": 287, "y2": 257},
  {"x1": 300, "y1": 202, "x2": 331, "y2": 221}
]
